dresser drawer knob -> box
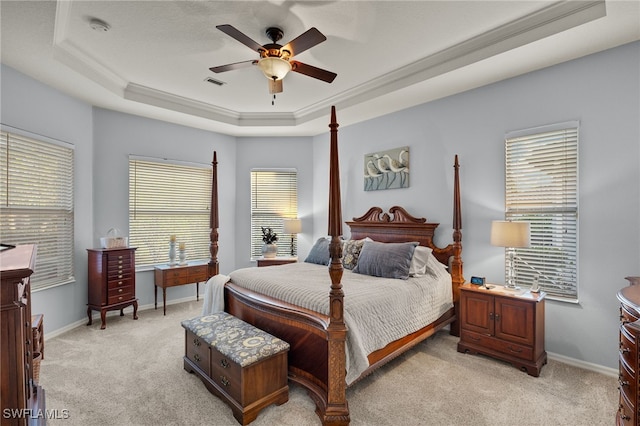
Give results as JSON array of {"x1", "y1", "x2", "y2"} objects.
[
  {"x1": 618, "y1": 374, "x2": 629, "y2": 387},
  {"x1": 119, "y1": 260, "x2": 123, "y2": 264},
  {"x1": 220, "y1": 358, "x2": 229, "y2": 369},
  {"x1": 220, "y1": 376, "x2": 229, "y2": 387},
  {"x1": 118, "y1": 281, "x2": 123, "y2": 286},
  {"x1": 118, "y1": 275, "x2": 123, "y2": 279},
  {"x1": 118, "y1": 296, "x2": 123, "y2": 301},
  {"x1": 193, "y1": 338, "x2": 201, "y2": 347},
  {"x1": 619, "y1": 404, "x2": 631, "y2": 421},
  {"x1": 194, "y1": 354, "x2": 201, "y2": 362},
  {"x1": 118, "y1": 255, "x2": 123, "y2": 260},
  {"x1": 118, "y1": 288, "x2": 123, "y2": 293},
  {"x1": 620, "y1": 343, "x2": 631, "y2": 355}
]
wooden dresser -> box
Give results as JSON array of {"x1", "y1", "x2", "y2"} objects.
[
  {"x1": 87, "y1": 247, "x2": 138, "y2": 330},
  {"x1": 457, "y1": 283, "x2": 547, "y2": 376},
  {"x1": 616, "y1": 277, "x2": 640, "y2": 425},
  {"x1": 1, "y1": 244, "x2": 46, "y2": 425}
]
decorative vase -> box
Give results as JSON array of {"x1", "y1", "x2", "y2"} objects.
[
  {"x1": 169, "y1": 241, "x2": 177, "y2": 265},
  {"x1": 179, "y1": 248, "x2": 186, "y2": 265},
  {"x1": 262, "y1": 243, "x2": 277, "y2": 258}
]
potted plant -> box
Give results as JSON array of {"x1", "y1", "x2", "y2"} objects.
[{"x1": 261, "y1": 227, "x2": 278, "y2": 258}]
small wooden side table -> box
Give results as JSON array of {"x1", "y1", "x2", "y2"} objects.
[
  {"x1": 256, "y1": 257, "x2": 297, "y2": 267},
  {"x1": 457, "y1": 283, "x2": 546, "y2": 376},
  {"x1": 154, "y1": 261, "x2": 210, "y2": 315}
]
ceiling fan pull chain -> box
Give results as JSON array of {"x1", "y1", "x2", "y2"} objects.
[{"x1": 272, "y1": 93, "x2": 276, "y2": 106}]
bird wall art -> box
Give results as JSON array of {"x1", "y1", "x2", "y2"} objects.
[{"x1": 364, "y1": 146, "x2": 409, "y2": 191}]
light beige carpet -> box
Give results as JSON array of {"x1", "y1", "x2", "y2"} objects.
[{"x1": 38, "y1": 300, "x2": 617, "y2": 425}]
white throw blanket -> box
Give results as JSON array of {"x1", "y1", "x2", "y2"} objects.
[
  {"x1": 201, "y1": 274, "x2": 230, "y2": 315},
  {"x1": 202, "y1": 263, "x2": 452, "y2": 384}
]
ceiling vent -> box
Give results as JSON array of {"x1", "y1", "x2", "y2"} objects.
[{"x1": 204, "y1": 77, "x2": 225, "y2": 86}]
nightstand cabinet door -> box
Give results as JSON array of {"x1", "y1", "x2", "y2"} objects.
[
  {"x1": 494, "y1": 297, "x2": 535, "y2": 347},
  {"x1": 459, "y1": 290, "x2": 494, "y2": 336}
]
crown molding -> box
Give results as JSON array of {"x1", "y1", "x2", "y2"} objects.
[{"x1": 52, "y1": 0, "x2": 605, "y2": 128}]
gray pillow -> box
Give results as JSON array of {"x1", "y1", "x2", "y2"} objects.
[
  {"x1": 353, "y1": 241, "x2": 418, "y2": 280},
  {"x1": 304, "y1": 238, "x2": 330, "y2": 265}
]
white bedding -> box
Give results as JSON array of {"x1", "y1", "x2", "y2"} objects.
[{"x1": 203, "y1": 262, "x2": 453, "y2": 384}]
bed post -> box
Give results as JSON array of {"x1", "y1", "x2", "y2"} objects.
[
  {"x1": 208, "y1": 151, "x2": 219, "y2": 277},
  {"x1": 450, "y1": 154, "x2": 464, "y2": 336},
  {"x1": 324, "y1": 106, "x2": 350, "y2": 426}
]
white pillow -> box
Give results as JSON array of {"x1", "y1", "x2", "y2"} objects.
[{"x1": 409, "y1": 246, "x2": 433, "y2": 276}]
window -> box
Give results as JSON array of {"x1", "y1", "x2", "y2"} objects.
[
  {"x1": 504, "y1": 122, "x2": 579, "y2": 301},
  {"x1": 250, "y1": 169, "x2": 298, "y2": 259},
  {"x1": 129, "y1": 157, "x2": 212, "y2": 268},
  {"x1": 0, "y1": 127, "x2": 75, "y2": 290}
]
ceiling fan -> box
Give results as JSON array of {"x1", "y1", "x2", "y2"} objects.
[{"x1": 210, "y1": 24, "x2": 337, "y2": 97}]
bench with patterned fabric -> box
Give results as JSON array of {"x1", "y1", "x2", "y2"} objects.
[{"x1": 182, "y1": 312, "x2": 289, "y2": 425}]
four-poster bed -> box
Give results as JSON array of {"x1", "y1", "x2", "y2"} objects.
[{"x1": 204, "y1": 107, "x2": 464, "y2": 425}]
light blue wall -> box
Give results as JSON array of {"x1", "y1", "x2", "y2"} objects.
[
  {"x1": 91, "y1": 108, "x2": 238, "y2": 306},
  {"x1": 313, "y1": 41, "x2": 640, "y2": 369},
  {"x1": 235, "y1": 136, "x2": 314, "y2": 270},
  {"x1": 1, "y1": 65, "x2": 94, "y2": 335},
  {"x1": 2, "y1": 40, "x2": 639, "y2": 370}
]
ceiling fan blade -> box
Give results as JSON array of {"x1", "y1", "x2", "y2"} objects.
[
  {"x1": 209, "y1": 60, "x2": 257, "y2": 73},
  {"x1": 290, "y1": 61, "x2": 337, "y2": 83},
  {"x1": 282, "y1": 27, "x2": 326, "y2": 56},
  {"x1": 216, "y1": 24, "x2": 264, "y2": 52}
]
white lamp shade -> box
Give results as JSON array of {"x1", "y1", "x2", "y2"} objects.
[
  {"x1": 491, "y1": 221, "x2": 530, "y2": 248},
  {"x1": 283, "y1": 218, "x2": 302, "y2": 234},
  {"x1": 258, "y1": 57, "x2": 292, "y2": 80}
]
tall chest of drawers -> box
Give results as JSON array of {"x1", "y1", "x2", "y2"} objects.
[
  {"x1": 617, "y1": 279, "x2": 640, "y2": 425},
  {"x1": 87, "y1": 248, "x2": 138, "y2": 330}
]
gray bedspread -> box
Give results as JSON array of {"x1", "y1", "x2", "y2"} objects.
[{"x1": 223, "y1": 262, "x2": 453, "y2": 384}]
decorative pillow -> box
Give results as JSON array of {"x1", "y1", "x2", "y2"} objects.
[
  {"x1": 304, "y1": 237, "x2": 330, "y2": 265},
  {"x1": 342, "y1": 239, "x2": 366, "y2": 270},
  {"x1": 353, "y1": 241, "x2": 418, "y2": 280},
  {"x1": 409, "y1": 246, "x2": 433, "y2": 277},
  {"x1": 425, "y1": 251, "x2": 449, "y2": 276}
]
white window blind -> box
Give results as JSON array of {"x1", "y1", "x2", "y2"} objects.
[
  {"x1": 505, "y1": 122, "x2": 579, "y2": 301},
  {"x1": 250, "y1": 169, "x2": 298, "y2": 259},
  {"x1": 129, "y1": 157, "x2": 212, "y2": 268},
  {"x1": 0, "y1": 128, "x2": 75, "y2": 290}
]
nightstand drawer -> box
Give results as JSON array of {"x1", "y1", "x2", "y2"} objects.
[
  {"x1": 163, "y1": 269, "x2": 188, "y2": 285},
  {"x1": 188, "y1": 265, "x2": 208, "y2": 282},
  {"x1": 460, "y1": 329, "x2": 533, "y2": 360}
]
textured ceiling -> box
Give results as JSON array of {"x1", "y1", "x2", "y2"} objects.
[{"x1": 1, "y1": 1, "x2": 638, "y2": 136}]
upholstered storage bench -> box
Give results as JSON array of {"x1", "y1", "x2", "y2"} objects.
[{"x1": 182, "y1": 312, "x2": 290, "y2": 425}]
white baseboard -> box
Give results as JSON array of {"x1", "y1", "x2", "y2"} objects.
[
  {"x1": 547, "y1": 351, "x2": 617, "y2": 378},
  {"x1": 45, "y1": 295, "x2": 201, "y2": 340}
]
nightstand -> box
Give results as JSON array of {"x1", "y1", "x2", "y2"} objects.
[
  {"x1": 256, "y1": 257, "x2": 297, "y2": 267},
  {"x1": 456, "y1": 283, "x2": 547, "y2": 376}
]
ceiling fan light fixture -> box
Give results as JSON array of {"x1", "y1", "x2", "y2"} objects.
[{"x1": 258, "y1": 56, "x2": 292, "y2": 81}]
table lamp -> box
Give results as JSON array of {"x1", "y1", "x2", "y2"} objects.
[
  {"x1": 283, "y1": 218, "x2": 302, "y2": 256},
  {"x1": 491, "y1": 220, "x2": 530, "y2": 289}
]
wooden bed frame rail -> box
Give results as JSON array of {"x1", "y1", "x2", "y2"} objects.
[{"x1": 208, "y1": 106, "x2": 463, "y2": 425}]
